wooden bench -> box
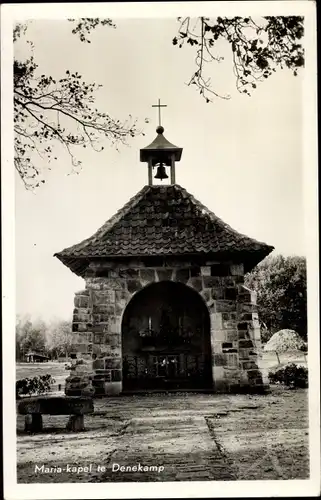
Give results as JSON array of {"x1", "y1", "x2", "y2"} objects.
[{"x1": 18, "y1": 396, "x2": 94, "y2": 432}]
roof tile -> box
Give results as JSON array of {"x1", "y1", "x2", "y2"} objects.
[{"x1": 55, "y1": 184, "x2": 274, "y2": 276}]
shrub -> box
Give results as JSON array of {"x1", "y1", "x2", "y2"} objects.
[
  {"x1": 268, "y1": 363, "x2": 308, "y2": 388},
  {"x1": 16, "y1": 374, "x2": 55, "y2": 398}
]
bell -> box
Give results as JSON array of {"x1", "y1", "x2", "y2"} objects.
[{"x1": 154, "y1": 163, "x2": 168, "y2": 181}]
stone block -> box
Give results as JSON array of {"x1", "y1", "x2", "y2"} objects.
[
  {"x1": 104, "y1": 334, "x2": 121, "y2": 348},
  {"x1": 222, "y1": 312, "x2": 236, "y2": 321},
  {"x1": 210, "y1": 264, "x2": 230, "y2": 277},
  {"x1": 211, "y1": 329, "x2": 227, "y2": 342},
  {"x1": 250, "y1": 290, "x2": 257, "y2": 304},
  {"x1": 200, "y1": 288, "x2": 211, "y2": 303},
  {"x1": 156, "y1": 269, "x2": 173, "y2": 282},
  {"x1": 74, "y1": 343, "x2": 88, "y2": 354},
  {"x1": 237, "y1": 303, "x2": 256, "y2": 313},
  {"x1": 93, "y1": 359, "x2": 105, "y2": 370},
  {"x1": 211, "y1": 288, "x2": 224, "y2": 300},
  {"x1": 93, "y1": 370, "x2": 112, "y2": 382},
  {"x1": 93, "y1": 333, "x2": 104, "y2": 344},
  {"x1": 230, "y1": 263, "x2": 244, "y2": 276},
  {"x1": 239, "y1": 348, "x2": 251, "y2": 359},
  {"x1": 190, "y1": 266, "x2": 201, "y2": 277},
  {"x1": 239, "y1": 339, "x2": 254, "y2": 349},
  {"x1": 234, "y1": 275, "x2": 244, "y2": 284},
  {"x1": 106, "y1": 346, "x2": 121, "y2": 358},
  {"x1": 247, "y1": 369, "x2": 263, "y2": 382},
  {"x1": 212, "y1": 365, "x2": 225, "y2": 380},
  {"x1": 213, "y1": 354, "x2": 226, "y2": 366},
  {"x1": 115, "y1": 302, "x2": 126, "y2": 316},
  {"x1": 140, "y1": 269, "x2": 156, "y2": 282},
  {"x1": 127, "y1": 279, "x2": 143, "y2": 294},
  {"x1": 237, "y1": 293, "x2": 252, "y2": 304},
  {"x1": 103, "y1": 382, "x2": 122, "y2": 396},
  {"x1": 212, "y1": 341, "x2": 223, "y2": 353},
  {"x1": 75, "y1": 289, "x2": 90, "y2": 296},
  {"x1": 210, "y1": 312, "x2": 222, "y2": 330},
  {"x1": 215, "y1": 300, "x2": 237, "y2": 313},
  {"x1": 222, "y1": 342, "x2": 233, "y2": 350},
  {"x1": 203, "y1": 276, "x2": 221, "y2": 288},
  {"x1": 104, "y1": 358, "x2": 121, "y2": 370},
  {"x1": 100, "y1": 314, "x2": 111, "y2": 323},
  {"x1": 237, "y1": 329, "x2": 250, "y2": 340},
  {"x1": 115, "y1": 290, "x2": 129, "y2": 302},
  {"x1": 93, "y1": 323, "x2": 109, "y2": 334},
  {"x1": 223, "y1": 320, "x2": 237, "y2": 330},
  {"x1": 225, "y1": 353, "x2": 238, "y2": 366},
  {"x1": 109, "y1": 317, "x2": 121, "y2": 334},
  {"x1": 105, "y1": 289, "x2": 116, "y2": 303},
  {"x1": 201, "y1": 266, "x2": 211, "y2": 276},
  {"x1": 119, "y1": 269, "x2": 139, "y2": 279},
  {"x1": 207, "y1": 301, "x2": 215, "y2": 313},
  {"x1": 237, "y1": 321, "x2": 249, "y2": 331},
  {"x1": 252, "y1": 318, "x2": 260, "y2": 329},
  {"x1": 242, "y1": 361, "x2": 258, "y2": 370},
  {"x1": 224, "y1": 288, "x2": 237, "y2": 301},
  {"x1": 175, "y1": 269, "x2": 190, "y2": 283},
  {"x1": 225, "y1": 330, "x2": 238, "y2": 342},
  {"x1": 107, "y1": 279, "x2": 126, "y2": 291},
  {"x1": 238, "y1": 313, "x2": 253, "y2": 321},
  {"x1": 187, "y1": 277, "x2": 203, "y2": 292},
  {"x1": 221, "y1": 276, "x2": 236, "y2": 286},
  {"x1": 111, "y1": 369, "x2": 122, "y2": 382},
  {"x1": 74, "y1": 295, "x2": 90, "y2": 308}
]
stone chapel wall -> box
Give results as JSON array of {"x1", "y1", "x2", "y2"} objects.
[{"x1": 65, "y1": 261, "x2": 265, "y2": 396}]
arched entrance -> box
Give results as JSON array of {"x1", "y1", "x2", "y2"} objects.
[{"x1": 121, "y1": 281, "x2": 212, "y2": 392}]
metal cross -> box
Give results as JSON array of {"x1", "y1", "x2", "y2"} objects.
[{"x1": 152, "y1": 98, "x2": 167, "y2": 127}]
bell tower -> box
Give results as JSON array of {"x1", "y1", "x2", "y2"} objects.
[{"x1": 140, "y1": 99, "x2": 183, "y2": 185}]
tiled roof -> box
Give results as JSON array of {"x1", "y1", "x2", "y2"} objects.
[{"x1": 55, "y1": 184, "x2": 274, "y2": 276}]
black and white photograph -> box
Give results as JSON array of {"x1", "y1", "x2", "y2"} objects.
[{"x1": 1, "y1": 2, "x2": 319, "y2": 498}]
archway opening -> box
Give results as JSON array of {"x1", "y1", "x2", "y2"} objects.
[{"x1": 121, "y1": 281, "x2": 212, "y2": 392}]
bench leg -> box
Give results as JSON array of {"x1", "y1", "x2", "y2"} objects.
[
  {"x1": 66, "y1": 415, "x2": 85, "y2": 432},
  {"x1": 25, "y1": 414, "x2": 43, "y2": 432}
]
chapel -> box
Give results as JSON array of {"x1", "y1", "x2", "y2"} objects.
[{"x1": 55, "y1": 104, "x2": 274, "y2": 396}]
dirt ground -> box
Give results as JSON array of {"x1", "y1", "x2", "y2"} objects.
[{"x1": 16, "y1": 387, "x2": 309, "y2": 483}]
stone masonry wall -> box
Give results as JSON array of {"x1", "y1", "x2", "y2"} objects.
[{"x1": 65, "y1": 261, "x2": 265, "y2": 396}]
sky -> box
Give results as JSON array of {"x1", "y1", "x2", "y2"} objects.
[{"x1": 14, "y1": 17, "x2": 304, "y2": 322}]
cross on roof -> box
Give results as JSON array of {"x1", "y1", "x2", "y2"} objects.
[{"x1": 152, "y1": 98, "x2": 167, "y2": 127}]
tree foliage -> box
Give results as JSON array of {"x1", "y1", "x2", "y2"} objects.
[
  {"x1": 14, "y1": 20, "x2": 142, "y2": 189},
  {"x1": 16, "y1": 316, "x2": 47, "y2": 360},
  {"x1": 45, "y1": 319, "x2": 73, "y2": 359},
  {"x1": 173, "y1": 16, "x2": 304, "y2": 102},
  {"x1": 245, "y1": 255, "x2": 307, "y2": 342},
  {"x1": 14, "y1": 17, "x2": 304, "y2": 189},
  {"x1": 16, "y1": 316, "x2": 73, "y2": 360}
]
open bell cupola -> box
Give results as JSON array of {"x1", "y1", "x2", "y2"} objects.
[{"x1": 140, "y1": 99, "x2": 182, "y2": 185}]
